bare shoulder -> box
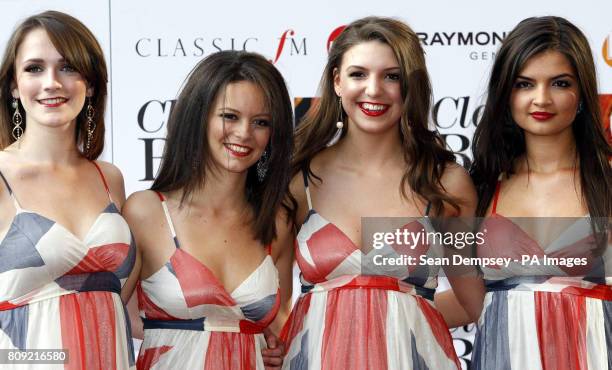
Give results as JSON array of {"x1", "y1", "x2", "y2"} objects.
[
  {"x1": 123, "y1": 190, "x2": 162, "y2": 224},
  {"x1": 94, "y1": 160, "x2": 126, "y2": 206},
  {"x1": 123, "y1": 190, "x2": 167, "y2": 249},
  {"x1": 270, "y1": 206, "x2": 295, "y2": 263},
  {"x1": 441, "y1": 163, "x2": 477, "y2": 215},
  {"x1": 289, "y1": 172, "x2": 305, "y2": 205},
  {"x1": 288, "y1": 171, "x2": 310, "y2": 226}
]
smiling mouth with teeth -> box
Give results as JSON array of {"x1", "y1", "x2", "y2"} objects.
[
  {"x1": 38, "y1": 97, "x2": 68, "y2": 107},
  {"x1": 358, "y1": 102, "x2": 389, "y2": 116},
  {"x1": 224, "y1": 143, "x2": 252, "y2": 157}
]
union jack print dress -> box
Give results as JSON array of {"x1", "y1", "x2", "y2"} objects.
[
  {"x1": 0, "y1": 162, "x2": 136, "y2": 369},
  {"x1": 281, "y1": 173, "x2": 460, "y2": 370},
  {"x1": 471, "y1": 180, "x2": 612, "y2": 370},
  {"x1": 136, "y1": 192, "x2": 280, "y2": 370}
]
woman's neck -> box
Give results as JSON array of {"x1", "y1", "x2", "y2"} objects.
[
  {"x1": 7, "y1": 122, "x2": 81, "y2": 165},
  {"x1": 333, "y1": 124, "x2": 405, "y2": 173},
  {"x1": 519, "y1": 130, "x2": 577, "y2": 174}
]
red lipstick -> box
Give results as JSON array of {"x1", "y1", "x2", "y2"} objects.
[
  {"x1": 530, "y1": 112, "x2": 555, "y2": 121},
  {"x1": 224, "y1": 143, "x2": 252, "y2": 158},
  {"x1": 358, "y1": 102, "x2": 389, "y2": 117}
]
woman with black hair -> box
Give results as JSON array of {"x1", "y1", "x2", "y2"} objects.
[
  {"x1": 470, "y1": 16, "x2": 611, "y2": 369},
  {"x1": 124, "y1": 51, "x2": 295, "y2": 369}
]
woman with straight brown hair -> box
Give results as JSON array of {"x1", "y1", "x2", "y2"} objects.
[
  {"x1": 124, "y1": 50, "x2": 295, "y2": 369},
  {"x1": 470, "y1": 16, "x2": 611, "y2": 369},
  {"x1": 280, "y1": 16, "x2": 483, "y2": 370},
  {"x1": 0, "y1": 10, "x2": 137, "y2": 369}
]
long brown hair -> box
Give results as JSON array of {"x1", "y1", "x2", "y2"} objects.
[
  {"x1": 471, "y1": 16, "x2": 612, "y2": 219},
  {"x1": 151, "y1": 51, "x2": 294, "y2": 245},
  {"x1": 293, "y1": 16, "x2": 459, "y2": 215},
  {"x1": 0, "y1": 10, "x2": 108, "y2": 159}
]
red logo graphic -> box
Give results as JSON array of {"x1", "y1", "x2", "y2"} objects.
[
  {"x1": 271, "y1": 29, "x2": 295, "y2": 64},
  {"x1": 327, "y1": 25, "x2": 346, "y2": 52}
]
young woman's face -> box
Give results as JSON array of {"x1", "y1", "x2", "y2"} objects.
[
  {"x1": 207, "y1": 80, "x2": 272, "y2": 175},
  {"x1": 334, "y1": 40, "x2": 403, "y2": 136},
  {"x1": 12, "y1": 28, "x2": 90, "y2": 131},
  {"x1": 510, "y1": 50, "x2": 580, "y2": 138}
]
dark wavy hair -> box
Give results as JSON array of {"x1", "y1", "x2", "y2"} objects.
[
  {"x1": 152, "y1": 51, "x2": 294, "y2": 245},
  {"x1": 0, "y1": 10, "x2": 107, "y2": 159},
  {"x1": 471, "y1": 16, "x2": 612, "y2": 220},
  {"x1": 293, "y1": 16, "x2": 459, "y2": 215}
]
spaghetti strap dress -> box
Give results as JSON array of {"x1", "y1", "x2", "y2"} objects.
[
  {"x1": 136, "y1": 192, "x2": 280, "y2": 370},
  {"x1": 471, "y1": 179, "x2": 612, "y2": 370},
  {"x1": 280, "y1": 172, "x2": 460, "y2": 370},
  {"x1": 0, "y1": 162, "x2": 136, "y2": 369}
]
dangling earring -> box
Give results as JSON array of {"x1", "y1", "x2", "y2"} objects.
[
  {"x1": 11, "y1": 98, "x2": 23, "y2": 141},
  {"x1": 327, "y1": 97, "x2": 344, "y2": 147},
  {"x1": 257, "y1": 149, "x2": 269, "y2": 182},
  {"x1": 577, "y1": 101, "x2": 584, "y2": 114},
  {"x1": 85, "y1": 98, "x2": 95, "y2": 153}
]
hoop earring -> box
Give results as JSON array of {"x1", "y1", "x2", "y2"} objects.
[
  {"x1": 327, "y1": 97, "x2": 344, "y2": 147},
  {"x1": 85, "y1": 98, "x2": 95, "y2": 153},
  {"x1": 11, "y1": 99, "x2": 23, "y2": 141},
  {"x1": 256, "y1": 149, "x2": 269, "y2": 182}
]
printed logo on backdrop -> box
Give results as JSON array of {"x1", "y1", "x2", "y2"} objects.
[
  {"x1": 603, "y1": 34, "x2": 612, "y2": 67},
  {"x1": 137, "y1": 99, "x2": 174, "y2": 180},
  {"x1": 416, "y1": 31, "x2": 507, "y2": 61},
  {"x1": 327, "y1": 25, "x2": 346, "y2": 51},
  {"x1": 270, "y1": 29, "x2": 308, "y2": 64},
  {"x1": 134, "y1": 30, "x2": 307, "y2": 64}
]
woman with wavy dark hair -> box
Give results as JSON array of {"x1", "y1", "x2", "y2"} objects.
[
  {"x1": 470, "y1": 16, "x2": 611, "y2": 369},
  {"x1": 280, "y1": 16, "x2": 483, "y2": 369},
  {"x1": 123, "y1": 50, "x2": 294, "y2": 369},
  {"x1": 0, "y1": 11, "x2": 137, "y2": 369}
]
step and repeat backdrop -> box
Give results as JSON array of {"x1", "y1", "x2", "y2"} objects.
[{"x1": 2, "y1": 1, "x2": 611, "y2": 368}]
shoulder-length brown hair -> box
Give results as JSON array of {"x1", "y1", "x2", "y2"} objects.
[
  {"x1": 293, "y1": 16, "x2": 459, "y2": 215},
  {"x1": 471, "y1": 16, "x2": 612, "y2": 219},
  {"x1": 0, "y1": 10, "x2": 108, "y2": 159},
  {"x1": 151, "y1": 51, "x2": 294, "y2": 245}
]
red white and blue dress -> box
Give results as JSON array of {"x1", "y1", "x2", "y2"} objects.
[
  {"x1": 472, "y1": 179, "x2": 612, "y2": 370},
  {"x1": 136, "y1": 192, "x2": 280, "y2": 370},
  {"x1": 0, "y1": 162, "x2": 136, "y2": 369},
  {"x1": 281, "y1": 173, "x2": 460, "y2": 370}
]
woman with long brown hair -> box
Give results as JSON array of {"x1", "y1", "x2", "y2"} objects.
[
  {"x1": 280, "y1": 16, "x2": 483, "y2": 369},
  {"x1": 470, "y1": 16, "x2": 611, "y2": 369},
  {"x1": 0, "y1": 11, "x2": 137, "y2": 369},
  {"x1": 123, "y1": 51, "x2": 294, "y2": 369}
]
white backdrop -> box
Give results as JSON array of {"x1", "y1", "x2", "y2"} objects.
[{"x1": 2, "y1": 1, "x2": 611, "y2": 368}]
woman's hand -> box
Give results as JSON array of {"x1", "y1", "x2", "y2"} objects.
[{"x1": 262, "y1": 328, "x2": 284, "y2": 369}]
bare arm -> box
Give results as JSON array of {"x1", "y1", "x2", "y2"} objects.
[
  {"x1": 436, "y1": 164, "x2": 485, "y2": 325},
  {"x1": 119, "y1": 191, "x2": 161, "y2": 340},
  {"x1": 268, "y1": 212, "x2": 295, "y2": 335}
]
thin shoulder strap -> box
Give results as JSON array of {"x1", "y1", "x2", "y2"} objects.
[
  {"x1": 424, "y1": 201, "x2": 432, "y2": 217},
  {"x1": 491, "y1": 174, "x2": 503, "y2": 215},
  {"x1": 91, "y1": 161, "x2": 114, "y2": 204},
  {"x1": 302, "y1": 170, "x2": 313, "y2": 211},
  {"x1": 155, "y1": 191, "x2": 180, "y2": 248},
  {"x1": 0, "y1": 170, "x2": 22, "y2": 210}
]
